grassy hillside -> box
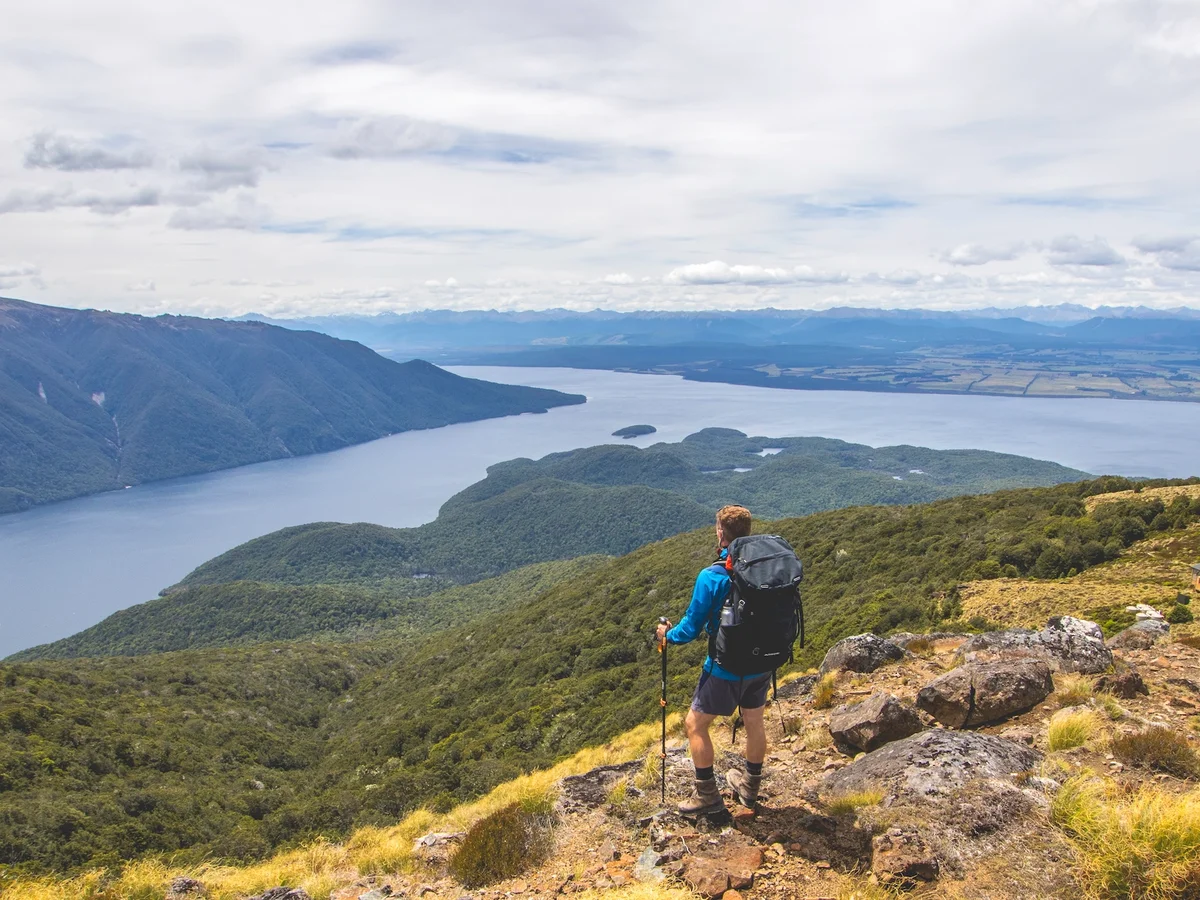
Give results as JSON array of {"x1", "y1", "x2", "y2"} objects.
[
  {"x1": 4, "y1": 476, "x2": 1199, "y2": 875},
  {"x1": 0, "y1": 297, "x2": 583, "y2": 513}
]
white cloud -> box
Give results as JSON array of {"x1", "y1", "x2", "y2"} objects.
[
  {"x1": 1, "y1": 1, "x2": 1199, "y2": 314},
  {"x1": 24, "y1": 131, "x2": 153, "y2": 171},
  {"x1": 167, "y1": 195, "x2": 268, "y2": 231},
  {"x1": 178, "y1": 148, "x2": 272, "y2": 191},
  {"x1": 940, "y1": 243, "x2": 1024, "y2": 266},
  {"x1": 664, "y1": 262, "x2": 848, "y2": 286},
  {"x1": 125, "y1": 280, "x2": 156, "y2": 292},
  {"x1": 0, "y1": 185, "x2": 158, "y2": 215},
  {"x1": 603, "y1": 272, "x2": 634, "y2": 284},
  {"x1": 1134, "y1": 235, "x2": 1200, "y2": 272},
  {"x1": 329, "y1": 117, "x2": 458, "y2": 159},
  {"x1": 1044, "y1": 236, "x2": 1125, "y2": 267}
]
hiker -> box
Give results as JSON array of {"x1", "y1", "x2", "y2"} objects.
[{"x1": 655, "y1": 505, "x2": 771, "y2": 815}]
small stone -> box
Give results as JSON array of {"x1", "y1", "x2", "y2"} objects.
[
  {"x1": 724, "y1": 891, "x2": 745, "y2": 900},
  {"x1": 509, "y1": 881, "x2": 527, "y2": 894},
  {"x1": 816, "y1": 860, "x2": 832, "y2": 869}
]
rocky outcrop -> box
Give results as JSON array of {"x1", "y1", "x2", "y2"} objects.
[
  {"x1": 958, "y1": 616, "x2": 1112, "y2": 674},
  {"x1": 916, "y1": 659, "x2": 1053, "y2": 728},
  {"x1": 819, "y1": 634, "x2": 906, "y2": 675},
  {"x1": 675, "y1": 846, "x2": 763, "y2": 899},
  {"x1": 824, "y1": 729, "x2": 1041, "y2": 799},
  {"x1": 1108, "y1": 619, "x2": 1170, "y2": 650},
  {"x1": 828, "y1": 692, "x2": 924, "y2": 753},
  {"x1": 251, "y1": 890, "x2": 311, "y2": 900},
  {"x1": 1096, "y1": 663, "x2": 1150, "y2": 698}
]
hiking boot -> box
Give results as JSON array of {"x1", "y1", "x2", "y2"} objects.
[
  {"x1": 727, "y1": 768, "x2": 763, "y2": 808},
  {"x1": 677, "y1": 777, "x2": 726, "y2": 817}
]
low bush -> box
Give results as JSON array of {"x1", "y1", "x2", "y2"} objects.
[
  {"x1": 1111, "y1": 727, "x2": 1200, "y2": 778},
  {"x1": 448, "y1": 796, "x2": 555, "y2": 887},
  {"x1": 1051, "y1": 775, "x2": 1200, "y2": 899},
  {"x1": 1168, "y1": 604, "x2": 1194, "y2": 625},
  {"x1": 1048, "y1": 709, "x2": 1102, "y2": 752}
]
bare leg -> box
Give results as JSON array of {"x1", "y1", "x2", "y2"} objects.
[
  {"x1": 685, "y1": 708, "x2": 718, "y2": 767},
  {"x1": 740, "y1": 705, "x2": 766, "y2": 764}
]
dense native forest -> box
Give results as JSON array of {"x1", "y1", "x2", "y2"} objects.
[
  {"x1": 3, "y1": 475, "x2": 1198, "y2": 876},
  {"x1": 0, "y1": 297, "x2": 583, "y2": 513}
]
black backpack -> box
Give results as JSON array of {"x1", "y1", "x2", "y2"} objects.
[{"x1": 709, "y1": 534, "x2": 804, "y2": 677}]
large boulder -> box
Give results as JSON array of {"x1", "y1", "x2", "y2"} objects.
[
  {"x1": 916, "y1": 659, "x2": 1053, "y2": 728},
  {"x1": 823, "y1": 729, "x2": 1041, "y2": 799},
  {"x1": 819, "y1": 633, "x2": 906, "y2": 675},
  {"x1": 958, "y1": 616, "x2": 1112, "y2": 674},
  {"x1": 829, "y1": 692, "x2": 924, "y2": 753},
  {"x1": 1108, "y1": 618, "x2": 1170, "y2": 650}
]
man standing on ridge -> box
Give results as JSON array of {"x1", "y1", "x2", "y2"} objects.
[{"x1": 655, "y1": 504, "x2": 770, "y2": 816}]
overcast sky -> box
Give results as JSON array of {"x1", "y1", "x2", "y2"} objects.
[{"x1": 2, "y1": 0, "x2": 1199, "y2": 317}]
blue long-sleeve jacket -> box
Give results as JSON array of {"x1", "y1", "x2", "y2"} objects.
[{"x1": 665, "y1": 550, "x2": 769, "y2": 681}]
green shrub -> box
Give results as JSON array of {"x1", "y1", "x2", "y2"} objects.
[
  {"x1": 1168, "y1": 604, "x2": 1194, "y2": 625},
  {"x1": 448, "y1": 797, "x2": 555, "y2": 887},
  {"x1": 1111, "y1": 728, "x2": 1200, "y2": 778}
]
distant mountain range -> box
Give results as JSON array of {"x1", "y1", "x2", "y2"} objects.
[
  {"x1": 239, "y1": 306, "x2": 1200, "y2": 402},
  {"x1": 0, "y1": 298, "x2": 583, "y2": 513},
  {"x1": 240, "y1": 305, "x2": 1200, "y2": 358}
]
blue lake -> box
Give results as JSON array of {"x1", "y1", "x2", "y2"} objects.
[{"x1": 2, "y1": 366, "x2": 1198, "y2": 658}]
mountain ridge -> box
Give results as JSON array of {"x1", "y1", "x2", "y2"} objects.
[{"x1": 0, "y1": 297, "x2": 584, "y2": 513}]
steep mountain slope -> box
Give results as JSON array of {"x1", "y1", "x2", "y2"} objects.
[
  {"x1": 0, "y1": 297, "x2": 583, "y2": 512},
  {"x1": 3, "y1": 476, "x2": 1197, "y2": 874}
]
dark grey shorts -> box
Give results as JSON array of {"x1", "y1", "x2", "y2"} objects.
[{"x1": 691, "y1": 670, "x2": 771, "y2": 716}]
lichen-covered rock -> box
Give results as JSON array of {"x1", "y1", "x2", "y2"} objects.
[
  {"x1": 958, "y1": 616, "x2": 1112, "y2": 674},
  {"x1": 1108, "y1": 619, "x2": 1170, "y2": 650},
  {"x1": 819, "y1": 633, "x2": 906, "y2": 675},
  {"x1": 916, "y1": 660, "x2": 1053, "y2": 728},
  {"x1": 823, "y1": 729, "x2": 1041, "y2": 799},
  {"x1": 828, "y1": 692, "x2": 924, "y2": 753}
]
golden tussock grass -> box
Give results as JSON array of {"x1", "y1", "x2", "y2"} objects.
[
  {"x1": 823, "y1": 789, "x2": 885, "y2": 816},
  {"x1": 959, "y1": 579, "x2": 1180, "y2": 630},
  {"x1": 812, "y1": 672, "x2": 838, "y2": 710},
  {"x1": 0, "y1": 717, "x2": 682, "y2": 900},
  {"x1": 1052, "y1": 775, "x2": 1200, "y2": 899},
  {"x1": 1054, "y1": 674, "x2": 1097, "y2": 708},
  {"x1": 1084, "y1": 484, "x2": 1200, "y2": 513},
  {"x1": 1048, "y1": 709, "x2": 1103, "y2": 752}
]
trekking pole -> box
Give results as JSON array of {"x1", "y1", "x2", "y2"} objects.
[{"x1": 657, "y1": 617, "x2": 669, "y2": 804}]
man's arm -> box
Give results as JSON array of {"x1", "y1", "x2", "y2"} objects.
[{"x1": 664, "y1": 568, "x2": 724, "y2": 645}]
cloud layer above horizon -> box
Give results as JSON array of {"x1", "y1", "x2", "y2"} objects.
[{"x1": 2, "y1": 0, "x2": 1199, "y2": 317}]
